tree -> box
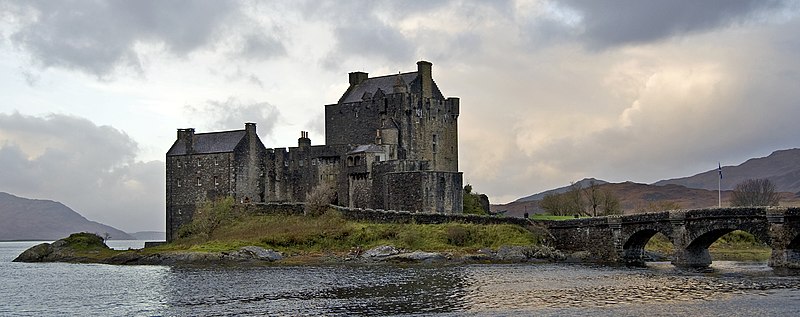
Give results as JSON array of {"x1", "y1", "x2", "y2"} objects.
[
  {"x1": 583, "y1": 180, "x2": 601, "y2": 217},
  {"x1": 539, "y1": 192, "x2": 569, "y2": 216},
  {"x1": 539, "y1": 181, "x2": 622, "y2": 217},
  {"x1": 567, "y1": 182, "x2": 587, "y2": 216},
  {"x1": 731, "y1": 178, "x2": 780, "y2": 207},
  {"x1": 600, "y1": 189, "x2": 621, "y2": 215},
  {"x1": 463, "y1": 184, "x2": 489, "y2": 215}
]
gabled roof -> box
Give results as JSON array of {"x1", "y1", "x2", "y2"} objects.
[
  {"x1": 347, "y1": 144, "x2": 385, "y2": 155},
  {"x1": 167, "y1": 130, "x2": 246, "y2": 156},
  {"x1": 339, "y1": 72, "x2": 444, "y2": 103}
]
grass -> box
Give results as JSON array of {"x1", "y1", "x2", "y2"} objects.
[
  {"x1": 645, "y1": 230, "x2": 771, "y2": 262},
  {"x1": 167, "y1": 209, "x2": 542, "y2": 255}
]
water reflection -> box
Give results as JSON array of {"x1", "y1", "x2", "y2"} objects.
[{"x1": 3, "y1": 241, "x2": 800, "y2": 316}]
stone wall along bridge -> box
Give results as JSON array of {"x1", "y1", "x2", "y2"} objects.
[{"x1": 544, "y1": 207, "x2": 800, "y2": 268}]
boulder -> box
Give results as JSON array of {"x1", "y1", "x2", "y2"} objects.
[
  {"x1": 389, "y1": 251, "x2": 446, "y2": 263},
  {"x1": 232, "y1": 246, "x2": 283, "y2": 262},
  {"x1": 361, "y1": 245, "x2": 400, "y2": 259},
  {"x1": 495, "y1": 246, "x2": 528, "y2": 262}
]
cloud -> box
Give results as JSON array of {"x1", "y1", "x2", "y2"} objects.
[
  {"x1": 0, "y1": 112, "x2": 164, "y2": 232},
  {"x1": 5, "y1": 0, "x2": 285, "y2": 78},
  {"x1": 185, "y1": 98, "x2": 281, "y2": 139},
  {"x1": 554, "y1": 0, "x2": 791, "y2": 49}
]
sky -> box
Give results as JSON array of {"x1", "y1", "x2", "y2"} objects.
[{"x1": 1, "y1": 0, "x2": 799, "y2": 232}]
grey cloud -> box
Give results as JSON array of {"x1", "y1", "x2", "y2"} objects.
[
  {"x1": 0, "y1": 112, "x2": 164, "y2": 232},
  {"x1": 302, "y1": 1, "x2": 430, "y2": 69},
  {"x1": 186, "y1": 98, "x2": 281, "y2": 138},
  {"x1": 238, "y1": 32, "x2": 286, "y2": 61},
  {"x1": 6, "y1": 0, "x2": 285, "y2": 78},
  {"x1": 556, "y1": 0, "x2": 790, "y2": 49}
]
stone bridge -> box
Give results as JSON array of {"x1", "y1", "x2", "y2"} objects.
[{"x1": 544, "y1": 207, "x2": 800, "y2": 268}]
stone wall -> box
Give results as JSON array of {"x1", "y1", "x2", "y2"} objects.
[{"x1": 241, "y1": 203, "x2": 530, "y2": 227}]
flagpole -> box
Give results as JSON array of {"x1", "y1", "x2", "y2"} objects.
[{"x1": 718, "y1": 162, "x2": 722, "y2": 208}]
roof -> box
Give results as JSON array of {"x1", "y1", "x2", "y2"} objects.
[
  {"x1": 347, "y1": 144, "x2": 385, "y2": 154},
  {"x1": 339, "y1": 72, "x2": 444, "y2": 103},
  {"x1": 167, "y1": 130, "x2": 246, "y2": 156}
]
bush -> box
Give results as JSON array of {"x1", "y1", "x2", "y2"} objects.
[
  {"x1": 305, "y1": 182, "x2": 336, "y2": 216},
  {"x1": 177, "y1": 196, "x2": 236, "y2": 239},
  {"x1": 446, "y1": 225, "x2": 473, "y2": 246}
]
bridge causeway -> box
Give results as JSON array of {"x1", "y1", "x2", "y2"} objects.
[{"x1": 543, "y1": 207, "x2": 800, "y2": 268}]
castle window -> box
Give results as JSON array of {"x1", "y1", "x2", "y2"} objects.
[
  {"x1": 347, "y1": 156, "x2": 354, "y2": 166},
  {"x1": 299, "y1": 159, "x2": 304, "y2": 167},
  {"x1": 196, "y1": 177, "x2": 201, "y2": 186},
  {"x1": 284, "y1": 160, "x2": 289, "y2": 167},
  {"x1": 214, "y1": 158, "x2": 219, "y2": 166},
  {"x1": 177, "y1": 161, "x2": 181, "y2": 168},
  {"x1": 214, "y1": 176, "x2": 219, "y2": 186},
  {"x1": 375, "y1": 155, "x2": 381, "y2": 162},
  {"x1": 432, "y1": 134, "x2": 438, "y2": 153},
  {"x1": 177, "y1": 179, "x2": 181, "y2": 187},
  {"x1": 197, "y1": 159, "x2": 201, "y2": 167},
  {"x1": 312, "y1": 159, "x2": 317, "y2": 166}
]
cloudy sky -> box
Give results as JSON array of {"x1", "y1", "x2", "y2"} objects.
[{"x1": 1, "y1": 0, "x2": 799, "y2": 232}]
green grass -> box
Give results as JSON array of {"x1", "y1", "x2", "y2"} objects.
[
  {"x1": 645, "y1": 230, "x2": 771, "y2": 262},
  {"x1": 168, "y1": 209, "x2": 542, "y2": 255}
]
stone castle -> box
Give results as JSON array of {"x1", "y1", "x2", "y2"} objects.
[{"x1": 165, "y1": 61, "x2": 463, "y2": 241}]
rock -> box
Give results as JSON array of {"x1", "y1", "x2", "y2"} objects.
[
  {"x1": 13, "y1": 243, "x2": 54, "y2": 262},
  {"x1": 389, "y1": 251, "x2": 446, "y2": 263},
  {"x1": 362, "y1": 245, "x2": 400, "y2": 259},
  {"x1": 495, "y1": 246, "x2": 528, "y2": 262},
  {"x1": 13, "y1": 232, "x2": 110, "y2": 263},
  {"x1": 233, "y1": 246, "x2": 283, "y2": 262},
  {"x1": 104, "y1": 251, "x2": 145, "y2": 265}
]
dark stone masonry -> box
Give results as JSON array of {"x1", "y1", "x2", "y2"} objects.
[
  {"x1": 166, "y1": 61, "x2": 463, "y2": 242},
  {"x1": 544, "y1": 207, "x2": 800, "y2": 269}
]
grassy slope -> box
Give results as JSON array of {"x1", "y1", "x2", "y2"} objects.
[{"x1": 159, "y1": 209, "x2": 542, "y2": 256}]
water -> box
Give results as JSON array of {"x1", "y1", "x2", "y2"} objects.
[{"x1": 2, "y1": 241, "x2": 800, "y2": 316}]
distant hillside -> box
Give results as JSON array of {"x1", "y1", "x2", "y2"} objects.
[
  {"x1": 514, "y1": 178, "x2": 608, "y2": 202},
  {"x1": 492, "y1": 182, "x2": 800, "y2": 218},
  {"x1": 0, "y1": 192, "x2": 133, "y2": 241},
  {"x1": 128, "y1": 231, "x2": 166, "y2": 241},
  {"x1": 654, "y1": 148, "x2": 800, "y2": 193}
]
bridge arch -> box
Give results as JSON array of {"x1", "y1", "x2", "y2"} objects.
[
  {"x1": 673, "y1": 220, "x2": 771, "y2": 268},
  {"x1": 621, "y1": 223, "x2": 674, "y2": 266}
]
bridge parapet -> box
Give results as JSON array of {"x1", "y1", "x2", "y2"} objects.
[{"x1": 543, "y1": 207, "x2": 800, "y2": 269}]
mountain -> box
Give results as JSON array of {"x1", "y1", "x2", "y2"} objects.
[
  {"x1": 654, "y1": 148, "x2": 800, "y2": 193},
  {"x1": 514, "y1": 178, "x2": 609, "y2": 202},
  {"x1": 128, "y1": 231, "x2": 166, "y2": 241},
  {"x1": 0, "y1": 192, "x2": 133, "y2": 241},
  {"x1": 492, "y1": 181, "x2": 800, "y2": 218}
]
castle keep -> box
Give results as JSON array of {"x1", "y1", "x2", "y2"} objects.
[{"x1": 166, "y1": 61, "x2": 463, "y2": 241}]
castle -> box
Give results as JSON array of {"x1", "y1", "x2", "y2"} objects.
[{"x1": 165, "y1": 61, "x2": 463, "y2": 241}]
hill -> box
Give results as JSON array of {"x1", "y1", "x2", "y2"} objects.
[
  {"x1": 0, "y1": 192, "x2": 133, "y2": 241},
  {"x1": 514, "y1": 178, "x2": 608, "y2": 202},
  {"x1": 654, "y1": 148, "x2": 800, "y2": 193},
  {"x1": 491, "y1": 182, "x2": 800, "y2": 218}
]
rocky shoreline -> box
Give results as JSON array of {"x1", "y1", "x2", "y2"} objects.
[{"x1": 13, "y1": 233, "x2": 567, "y2": 266}]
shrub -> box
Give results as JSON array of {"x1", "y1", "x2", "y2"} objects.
[{"x1": 305, "y1": 182, "x2": 336, "y2": 216}]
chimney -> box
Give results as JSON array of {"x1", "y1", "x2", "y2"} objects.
[
  {"x1": 298, "y1": 131, "x2": 311, "y2": 148},
  {"x1": 349, "y1": 71, "x2": 368, "y2": 86},
  {"x1": 245, "y1": 122, "x2": 257, "y2": 138},
  {"x1": 417, "y1": 60, "x2": 432, "y2": 99},
  {"x1": 177, "y1": 128, "x2": 195, "y2": 153}
]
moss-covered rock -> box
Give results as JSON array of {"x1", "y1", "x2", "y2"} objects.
[{"x1": 13, "y1": 232, "x2": 113, "y2": 263}]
